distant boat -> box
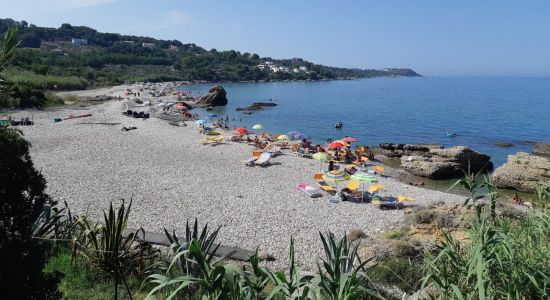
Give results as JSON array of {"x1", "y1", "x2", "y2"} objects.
[{"x1": 335, "y1": 121, "x2": 343, "y2": 129}]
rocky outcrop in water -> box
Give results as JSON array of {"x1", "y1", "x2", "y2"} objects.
[
  {"x1": 194, "y1": 85, "x2": 228, "y2": 107},
  {"x1": 492, "y1": 152, "x2": 550, "y2": 192},
  {"x1": 373, "y1": 144, "x2": 492, "y2": 179},
  {"x1": 236, "y1": 102, "x2": 277, "y2": 113},
  {"x1": 533, "y1": 143, "x2": 550, "y2": 157}
]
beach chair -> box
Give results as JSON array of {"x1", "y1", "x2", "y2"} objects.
[
  {"x1": 346, "y1": 180, "x2": 360, "y2": 192},
  {"x1": 374, "y1": 165, "x2": 384, "y2": 175},
  {"x1": 315, "y1": 180, "x2": 336, "y2": 195},
  {"x1": 255, "y1": 152, "x2": 272, "y2": 166},
  {"x1": 243, "y1": 157, "x2": 257, "y2": 166}
]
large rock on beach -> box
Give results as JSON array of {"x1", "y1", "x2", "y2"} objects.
[
  {"x1": 533, "y1": 143, "x2": 550, "y2": 157},
  {"x1": 492, "y1": 152, "x2": 550, "y2": 192},
  {"x1": 194, "y1": 85, "x2": 228, "y2": 107},
  {"x1": 235, "y1": 102, "x2": 277, "y2": 113},
  {"x1": 399, "y1": 146, "x2": 493, "y2": 179}
]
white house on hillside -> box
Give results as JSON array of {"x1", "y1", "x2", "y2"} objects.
[{"x1": 71, "y1": 38, "x2": 88, "y2": 45}]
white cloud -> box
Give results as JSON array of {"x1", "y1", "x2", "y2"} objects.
[{"x1": 165, "y1": 10, "x2": 191, "y2": 25}]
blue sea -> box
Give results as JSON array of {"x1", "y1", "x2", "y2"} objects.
[{"x1": 182, "y1": 77, "x2": 550, "y2": 167}]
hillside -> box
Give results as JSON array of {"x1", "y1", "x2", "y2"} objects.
[{"x1": 0, "y1": 18, "x2": 420, "y2": 91}]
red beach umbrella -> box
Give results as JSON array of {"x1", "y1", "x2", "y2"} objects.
[
  {"x1": 235, "y1": 127, "x2": 248, "y2": 135},
  {"x1": 341, "y1": 136, "x2": 358, "y2": 143},
  {"x1": 328, "y1": 141, "x2": 346, "y2": 149}
]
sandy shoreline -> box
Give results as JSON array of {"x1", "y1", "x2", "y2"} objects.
[{"x1": 6, "y1": 85, "x2": 464, "y2": 269}]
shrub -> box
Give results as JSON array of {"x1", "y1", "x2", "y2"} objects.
[
  {"x1": 370, "y1": 257, "x2": 424, "y2": 294},
  {"x1": 0, "y1": 127, "x2": 59, "y2": 298},
  {"x1": 384, "y1": 227, "x2": 409, "y2": 240}
]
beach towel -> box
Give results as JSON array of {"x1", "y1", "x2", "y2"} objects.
[{"x1": 296, "y1": 184, "x2": 323, "y2": 198}]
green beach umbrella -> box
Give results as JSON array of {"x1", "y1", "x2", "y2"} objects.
[
  {"x1": 350, "y1": 172, "x2": 378, "y2": 183},
  {"x1": 312, "y1": 152, "x2": 331, "y2": 171},
  {"x1": 350, "y1": 172, "x2": 379, "y2": 202}
]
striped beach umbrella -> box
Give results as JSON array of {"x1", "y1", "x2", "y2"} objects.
[
  {"x1": 323, "y1": 170, "x2": 350, "y2": 182},
  {"x1": 350, "y1": 172, "x2": 379, "y2": 202},
  {"x1": 350, "y1": 172, "x2": 378, "y2": 183}
]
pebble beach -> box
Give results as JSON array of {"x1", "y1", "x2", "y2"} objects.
[{"x1": 8, "y1": 85, "x2": 465, "y2": 269}]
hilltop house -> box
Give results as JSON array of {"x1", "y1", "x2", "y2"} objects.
[
  {"x1": 142, "y1": 42, "x2": 156, "y2": 48},
  {"x1": 71, "y1": 38, "x2": 88, "y2": 45}
]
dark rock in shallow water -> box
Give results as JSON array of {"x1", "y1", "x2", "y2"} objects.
[
  {"x1": 194, "y1": 85, "x2": 228, "y2": 107},
  {"x1": 533, "y1": 143, "x2": 550, "y2": 157},
  {"x1": 492, "y1": 152, "x2": 550, "y2": 192},
  {"x1": 236, "y1": 102, "x2": 277, "y2": 113},
  {"x1": 495, "y1": 142, "x2": 513, "y2": 148}
]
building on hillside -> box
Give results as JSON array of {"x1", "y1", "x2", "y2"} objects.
[
  {"x1": 169, "y1": 45, "x2": 180, "y2": 51},
  {"x1": 299, "y1": 66, "x2": 308, "y2": 72},
  {"x1": 122, "y1": 40, "x2": 135, "y2": 45},
  {"x1": 142, "y1": 42, "x2": 156, "y2": 48},
  {"x1": 71, "y1": 38, "x2": 88, "y2": 45}
]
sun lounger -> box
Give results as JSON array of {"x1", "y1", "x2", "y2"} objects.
[
  {"x1": 255, "y1": 152, "x2": 272, "y2": 166},
  {"x1": 296, "y1": 184, "x2": 322, "y2": 198},
  {"x1": 315, "y1": 180, "x2": 336, "y2": 195},
  {"x1": 243, "y1": 157, "x2": 257, "y2": 166}
]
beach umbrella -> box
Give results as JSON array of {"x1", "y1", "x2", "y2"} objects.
[
  {"x1": 252, "y1": 124, "x2": 264, "y2": 130},
  {"x1": 195, "y1": 119, "x2": 207, "y2": 125},
  {"x1": 206, "y1": 113, "x2": 218, "y2": 119},
  {"x1": 287, "y1": 130, "x2": 301, "y2": 136},
  {"x1": 341, "y1": 136, "x2": 358, "y2": 143},
  {"x1": 351, "y1": 172, "x2": 379, "y2": 201},
  {"x1": 277, "y1": 134, "x2": 290, "y2": 141},
  {"x1": 312, "y1": 152, "x2": 331, "y2": 171},
  {"x1": 234, "y1": 127, "x2": 248, "y2": 135},
  {"x1": 334, "y1": 140, "x2": 349, "y2": 147},
  {"x1": 328, "y1": 141, "x2": 346, "y2": 149},
  {"x1": 323, "y1": 170, "x2": 350, "y2": 182},
  {"x1": 292, "y1": 133, "x2": 311, "y2": 141}
]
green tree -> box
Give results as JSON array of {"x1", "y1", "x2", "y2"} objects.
[
  {"x1": 0, "y1": 127, "x2": 60, "y2": 299},
  {"x1": 0, "y1": 26, "x2": 18, "y2": 90}
]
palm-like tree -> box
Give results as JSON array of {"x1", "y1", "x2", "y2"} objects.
[{"x1": 0, "y1": 27, "x2": 18, "y2": 90}]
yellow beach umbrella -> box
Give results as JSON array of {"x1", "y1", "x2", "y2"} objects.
[{"x1": 312, "y1": 152, "x2": 331, "y2": 171}]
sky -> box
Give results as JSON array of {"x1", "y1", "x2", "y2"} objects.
[{"x1": 1, "y1": 0, "x2": 550, "y2": 76}]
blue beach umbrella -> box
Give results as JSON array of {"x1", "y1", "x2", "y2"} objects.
[
  {"x1": 292, "y1": 133, "x2": 311, "y2": 141},
  {"x1": 206, "y1": 113, "x2": 218, "y2": 119}
]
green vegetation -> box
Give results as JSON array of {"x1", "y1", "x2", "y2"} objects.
[
  {"x1": 384, "y1": 227, "x2": 410, "y2": 239},
  {"x1": 3, "y1": 127, "x2": 550, "y2": 299},
  {"x1": 0, "y1": 18, "x2": 420, "y2": 108},
  {"x1": 0, "y1": 126, "x2": 59, "y2": 298}
]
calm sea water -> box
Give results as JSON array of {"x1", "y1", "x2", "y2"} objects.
[{"x1": 182, "y1": 77, "x2": 550, "y2": 167}]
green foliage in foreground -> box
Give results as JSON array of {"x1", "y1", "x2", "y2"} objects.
[
  {"x1": 44, "y1": 246, "x2": 145, "y2": 300},
  {"x1": 0, "y1": 126, "x2": 59, "y2": 298},
  {"x1": 422, "y1": 169, "x2": 550, "y2": 299}
]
